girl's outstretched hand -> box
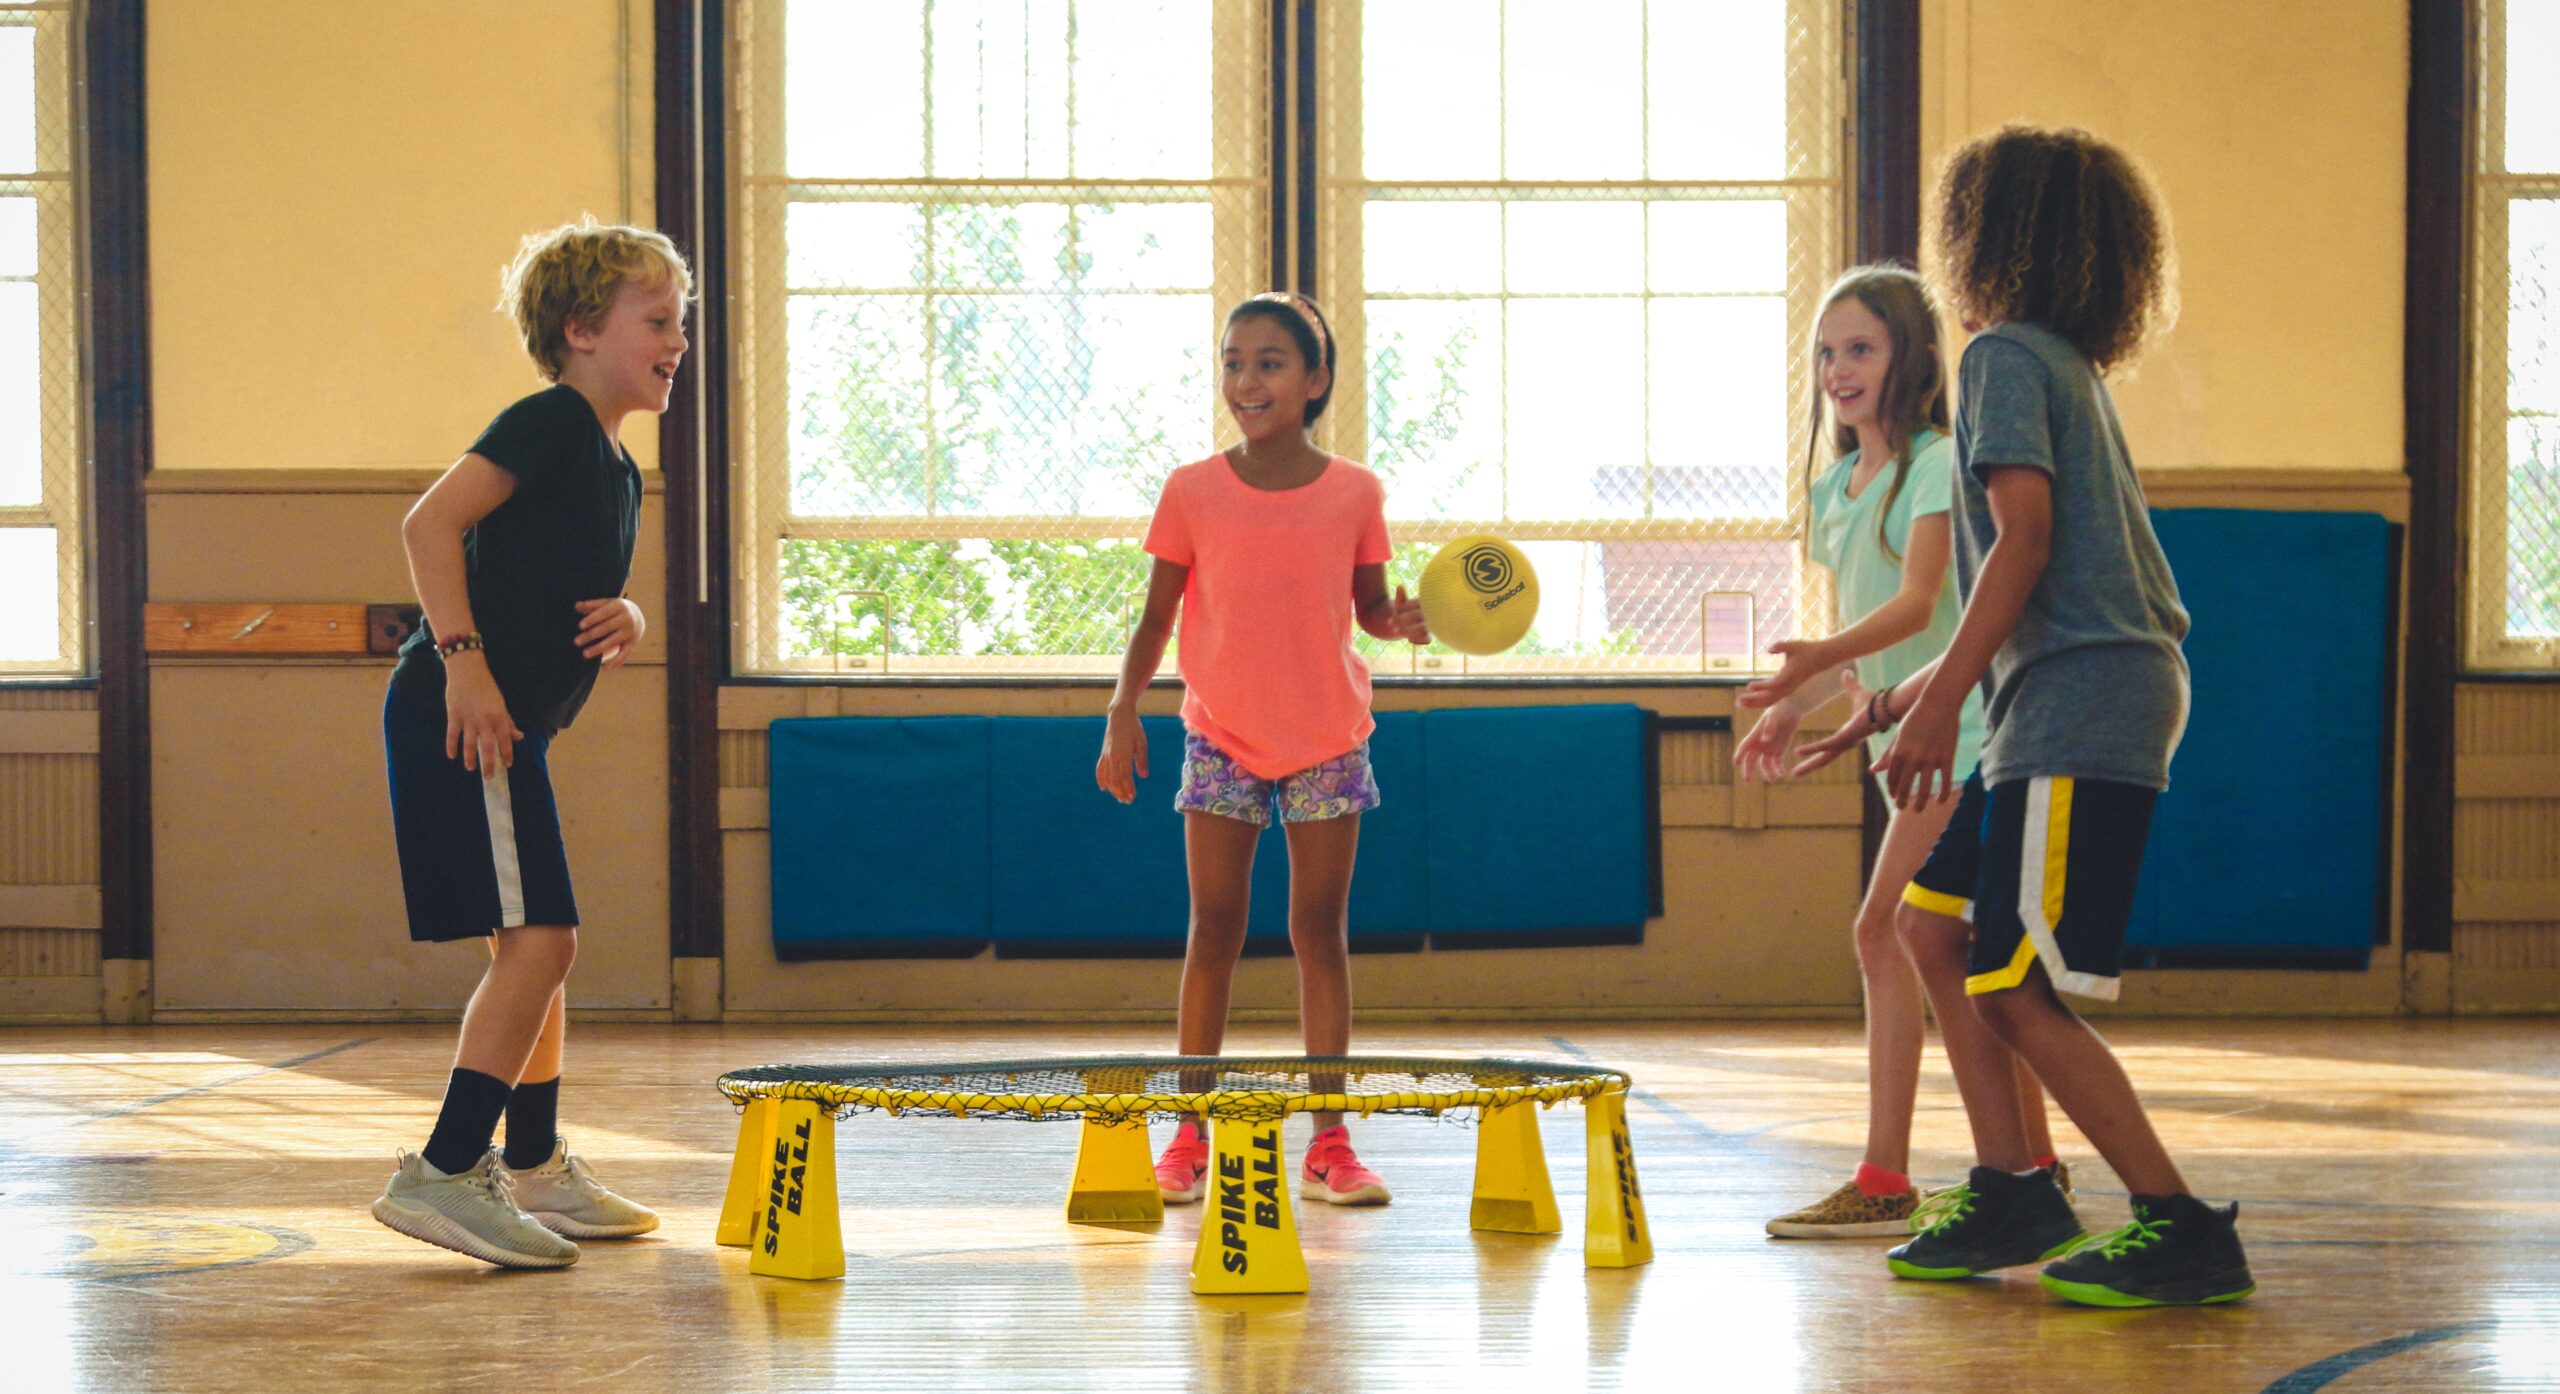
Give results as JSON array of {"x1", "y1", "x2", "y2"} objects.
[
  {"x1": 1737, "y1": 638, "x2": 1835, "y2": 710},
  {"x1": 1388, "y1": 584, "x2": 1430, "y2": 645},
  {"x1": 1784, "y1": 670, "x2": 1882, "y2": 778},
  {"x1": 1732, "y1": 709, "x2": 1802, "y2": 783},
  {"x1": 1095, "y1": 706, "x2": 1148, "y2": 803}
]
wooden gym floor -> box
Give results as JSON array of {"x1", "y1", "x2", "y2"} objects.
[{"x1": 2, "y1": 1019, "x2": 2555, "y2": 1392}]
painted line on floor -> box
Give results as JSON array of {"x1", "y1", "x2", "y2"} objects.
[
  {"x1": 2261, "y1": 1323, "x2": 2483, "y2": 1393},
  {"x1": 0, "y1": 1037, "x2": 377, "y2": 1148}
]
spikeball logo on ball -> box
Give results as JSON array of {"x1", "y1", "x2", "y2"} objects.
[{"x1": 1419, "y1": 535, "x2": 1538, "y2": 656}]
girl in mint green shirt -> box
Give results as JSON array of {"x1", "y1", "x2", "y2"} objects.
[{"x1": 1736, "y1": 266, "x2": 2059, "y2": 1238}]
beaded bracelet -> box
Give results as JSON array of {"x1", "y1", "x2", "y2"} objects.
[
  {"x1": 1867, "y1": 685, "x2": 1900, "y2": 731},
  {"x1": 435, "y1": 629, "x2": 486, "y2": 658}
]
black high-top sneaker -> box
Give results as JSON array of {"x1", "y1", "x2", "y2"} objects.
[
  {"x1": 1886, "y1": 1164, "x2": 2085, "y2": 1280},
  {"x1": 2039, "y1": 1194, "x2": 2256, "y2": 1307}
]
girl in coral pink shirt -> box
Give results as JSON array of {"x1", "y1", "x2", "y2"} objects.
[{"x1": 1096, "y1": 292, "x2": 1429, "y2": 1208}]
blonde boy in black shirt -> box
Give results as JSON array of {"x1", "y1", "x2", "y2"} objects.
[{"x1": 372, "y1": 222, "x2": 688, "y2": 1268}]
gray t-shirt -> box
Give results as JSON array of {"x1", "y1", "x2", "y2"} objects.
[{"x1": 1952, "y1": 322, "x2": 2191, "y2": 789}]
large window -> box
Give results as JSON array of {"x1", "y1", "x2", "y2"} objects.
[
  {"x1": 729, "y1": 0, "x2": 1843, "y2": 676},
  {"x1": 0, "y1": 2, "x2": 82, "y2": 677},
  {"x1": 2472, "y1": 0, "x2": 2560, "y2": 671}
]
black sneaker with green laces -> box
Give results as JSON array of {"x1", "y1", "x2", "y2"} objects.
[
  {"x1": 1886, "y1": 1165, "x2": 2085, "y2": 1280},
  {"x1": 2039, "y1": 1194, "x2": 2256, "y2": 1307}
]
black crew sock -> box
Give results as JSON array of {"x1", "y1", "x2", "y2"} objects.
[
  {"x1": 422, "y1": 1068, "x2": 514, "y2": 1177},
  {"x1": 503, "y1": 1076, "x2": 561, "y2": 1170}
]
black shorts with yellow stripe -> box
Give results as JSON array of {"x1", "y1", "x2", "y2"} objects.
[{"x1": 1901, "y1": 769, "x2": 2159, "y2": 1003}]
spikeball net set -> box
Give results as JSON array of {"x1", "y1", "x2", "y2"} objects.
[{"x1": 713, "y1": 1054, "x2": 1654, "y2": 1293}]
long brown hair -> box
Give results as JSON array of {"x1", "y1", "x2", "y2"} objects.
[
  {"x1": 1801, "y1": 264, "x2": 1950, "y2": 562},
  {"x1": 1930, "y1": 124, "x2": 2175, "y2": 374}
]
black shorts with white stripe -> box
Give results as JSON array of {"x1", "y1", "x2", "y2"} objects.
[
  {"x1": 1900, "y1": 768, "x2": 2158, "y2": 1003},
  {"x1": 383, "y1": 659, "x2": 580, "y2": 942}
]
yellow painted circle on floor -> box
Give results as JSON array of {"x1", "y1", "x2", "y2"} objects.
[{"x1": 42, "y1": 1213, "x2": 304, "y2": 1280}]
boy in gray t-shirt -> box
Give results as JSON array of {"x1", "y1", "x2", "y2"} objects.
[
  {"x1": 1950, "y1": 320, "x2": 2192, "y2": 791},
  {"x1": 1798, "y1": 125, "x2": 2254, "y2": 1309}
]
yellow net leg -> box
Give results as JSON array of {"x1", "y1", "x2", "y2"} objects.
[
  {"x1": 1470, "y1": 1100, "x2": 1562, "y2": 1234},
  {"x1": 1189, "y1": 1115, "x2": 1307, "y2": 1295},
  {"x1": 747, "y1": 1099, "x2": 845, "y2": 1281},
  {"x1": 1583, "y1": 1091, "x2": 1653, "y2": 1269},
  {"x1": 1065, "y1": 1117, "x2": 1164, "y2": 1225},
  {"x1": 716, "y1": 1097, "x2": 778, "y2": 1248}
]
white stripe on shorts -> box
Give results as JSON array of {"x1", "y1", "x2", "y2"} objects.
[
  {"x1": 480, "y1": 763, "x2": 527, "y2": 928},
  {"x1": 2017, "y1": 776, "x2": 2118, "y2": 1002}
]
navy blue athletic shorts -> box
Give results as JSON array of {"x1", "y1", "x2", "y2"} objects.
[
  {"x1": 384, "y1": 661, "x2": 579, "y2": 942},
  {"x1": 1902, "y1": 768, "x2": 2157, "y2": 1003}
]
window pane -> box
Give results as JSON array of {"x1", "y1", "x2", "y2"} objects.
[
  {"x1": 933, "y1": 291, "x2": 1204, "y2": 516},
  {"x1": 1069, "y1": 1, "x2": 1210, "y2": 177},
  {"x1": 781, "y1": 536, "x2": 1152, "y2": 659},
  {"x1": 787, "y1": 203, "x2": 925, "y2": 289},
  {"x1": 0, "y1": 527, "x2": 57, "y2": 663},
  {"x1": 1647, "y1": 0, "x2": 1786, "y2": 180},
  {"x1": 1504, "y1": 0, "x2": 1642, "y2": 181},
  {"x1": 788, "y1": 0, "x2": 926, "y2": 176},
  {"x1": 1507, "y1": 298, "x2": 1646, "y2": 518},
  {"x1": 1081, "y1": 203, "x2": 1214, "y2": 290},
  {"x1": 1507, "y1": 202, "x2": 1643, "y2": 294},
  {"x1": 933, "y1": 203, "x2": 1073, "y2": 291},
  {"x1": 0, "y1": 193, "x2": 32, "y2": 276},
  {"x1": 1649, "y1": 296, "x2": 1789, "y2": 517},
  {"x1": 789, "y1": 296, "x2": 933, "y2": 515},
  {"x1": 2510, "y1": 0, "x2": 2560, "y2": 173},
  {"x1": 927, "y1": 0, "x2": 1070, "y2": 178},
  {"x1": 0, "y1": 279, "x2": 34, "y2": 507},
  {"x1": 1363, "y1": 0, "x2": 1499, "y2": 179},
  {"x1": 1366, "y1": 298, "x2": 1504, "y2": 517},
  {"x1": 2507, "y1": 417, "x2": 2560, "y2": 638},
  {"x1": 0, "y1": 26, "x2": 31, "y2": 174},
  {"x1": 1648, "y1": 201, "x2": 1786, "y2": 293},
  {"x1": 1365, "y1": 202, "x2": 1503, "y2": 294},
  {"x1": 2513, "y1": 198, "x2": 2560, "y2": 414}
]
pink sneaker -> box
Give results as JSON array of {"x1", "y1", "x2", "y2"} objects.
[
  {"x1": 1300, "y1": 1125, "x2": 1391, "y2": 1206},
  {"x1": 1155, "y1": 1123, "x2": 1209, "y2": 1204}
]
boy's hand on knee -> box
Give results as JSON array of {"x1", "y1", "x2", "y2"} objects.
[
  {"x1": 443, "y1": 657, "x2": 523, "y2": 777},
  {"x1": 575, "y1": 597, "x2": 646, "y2": 671}
]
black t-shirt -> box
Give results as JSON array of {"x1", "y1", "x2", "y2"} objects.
[{"x1": 398, "y1": 384, "x2": 642, "y2": 735}]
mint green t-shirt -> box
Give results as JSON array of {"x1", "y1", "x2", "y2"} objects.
[{"x1": 1808, "y1": 430, "x2": 1988, "y2": 771}]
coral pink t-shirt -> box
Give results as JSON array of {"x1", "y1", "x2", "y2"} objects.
[{"x1": 1143, "y1": 454, "x2": 1394, "y2": 780}]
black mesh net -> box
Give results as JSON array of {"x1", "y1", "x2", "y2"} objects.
[{"x1": 716, "y1": 1054, "x2": 1629, "y2": 1125}]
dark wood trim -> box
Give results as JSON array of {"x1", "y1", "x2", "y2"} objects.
[
  {"x1": 1291, "y1": 0, "x2": 1317, "y2": 292},
  {"x1": 2402, "y1": 0, "x2": 2468, "y2": 956},
  {"x1": 659, "y1": 0, "x2": 728, "y2": 961},
  {"x1": 1268, "y1": 0, "x2": 1290, "y2": 289},
  {"x1": 1851, "y1": 0, "x2": 1922, "y2": 883},
  {"x1": 1854, "y1": 0, "x2": 1923, "y2": 266},
  {"x1": 88, "y1": 0, "x2": 154, "y2": 963}
]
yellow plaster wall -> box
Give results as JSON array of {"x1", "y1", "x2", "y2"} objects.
[
  {"x1": 148, "y1": 0, "x2": 660, "y2": 472},
  {"x1": 1925, "y1": 0, "x2": 2407, "y2": 472}
]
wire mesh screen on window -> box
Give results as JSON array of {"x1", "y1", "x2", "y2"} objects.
[
  {"x1": 0, "y1": 4, "x2": 82, "y2": 677},
  {"x1": 730, "y1": 0, "x2": 1842, "y2": 677},
  {"x1": 2475, "y1": 0, "x2": 2560, "y2": 669}
]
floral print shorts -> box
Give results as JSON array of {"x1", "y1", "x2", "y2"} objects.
[{"x1": 1175, "y1": 732, "x2": 1380, "y2": 827}]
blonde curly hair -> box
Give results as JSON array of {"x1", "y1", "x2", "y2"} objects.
[
  {"x1": 1930, "y1": 125, "x2": 2175, "y2": 375},
  {"x1": 498, "y1": 220, "x2": 693, "y2": 381}
]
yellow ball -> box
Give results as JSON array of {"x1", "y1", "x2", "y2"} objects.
[{"x1": 1418, "y1": 535, "x2": 1539, "y2": 656}]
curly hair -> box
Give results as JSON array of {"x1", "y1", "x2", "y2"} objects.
[
  {"x1": 1930, "y1": 125, "x2": 2175, "y2": 374},
  {"x1": 499, "y1": 220, "x2": 693, "y2": 381}
]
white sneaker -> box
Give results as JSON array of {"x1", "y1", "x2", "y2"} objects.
[
  {"x1": 372, "y1": 1150, "x2": 580, "y2": 1268},
  {"x1": 500, "y1": 1139, "x2": 661, "y2": 1238}
]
